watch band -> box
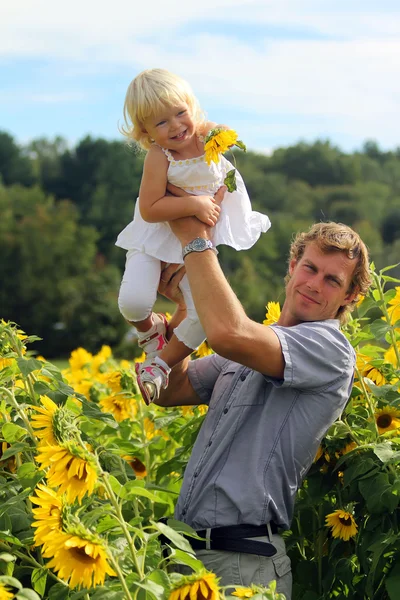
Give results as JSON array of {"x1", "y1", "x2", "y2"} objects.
[{"x1": 182, "y1": 237, "x2": 215, "y2": 260}]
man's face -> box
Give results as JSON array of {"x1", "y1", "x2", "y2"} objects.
[{"x1": 282, "y1": 242, "x2": 358, "y2": 326}]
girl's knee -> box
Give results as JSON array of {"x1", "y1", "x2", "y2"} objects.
[{"x1": 118, "y1": 288, "x2": 153, "y2": 323}]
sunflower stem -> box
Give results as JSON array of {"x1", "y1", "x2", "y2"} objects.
[
  {"x1": 4, "y1": 328, "x2": 39, "y2": 406},
  {"x1": 353, "y1": 366, "x2": 380, "y2": 438},
  {"x1": 0, "y1": 543, "x2": 67, "y2": 586},
  {"x1": 373, "y1": 270, "x2": 400, "y2": 368},
  {"x1": 0, "y1": 386, "x2": 38, "y2": 445},
  {"x1": 100, "y1": 472, "x2": 144, "y2": 578},
  {"x1": 107, "y1": 552, "x2": 134, "y2": 600}
]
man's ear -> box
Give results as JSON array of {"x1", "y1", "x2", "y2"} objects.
[
  {"x1": 343, "y1": 287, "x2": 359, "y2": 306},
  {"x1": 288, "y1": 258, "x2": 297, "y2": 276}
]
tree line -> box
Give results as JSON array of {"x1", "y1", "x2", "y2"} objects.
[{"x1": 1, "y1": 130, "x2": 399, "y2": 357}]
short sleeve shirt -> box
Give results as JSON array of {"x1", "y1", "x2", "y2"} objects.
[{"x1": 174, "y1": 319, "x2": 355, "y2": 530}]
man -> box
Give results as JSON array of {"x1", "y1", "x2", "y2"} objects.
[{"x1": 153, "y1": 197, "x2": 371, "y2": 598}]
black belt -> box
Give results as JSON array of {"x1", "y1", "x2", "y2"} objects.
[{"x1": 189, "y1": 523, "x2": 279, "y2": 557}]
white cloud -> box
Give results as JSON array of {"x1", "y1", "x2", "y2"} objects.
[{"x1": 1, "y1": 1, "x2": 400, "y2": 150}]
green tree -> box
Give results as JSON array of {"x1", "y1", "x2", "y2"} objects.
[
  {"x1": 0, "y1": 183, "x2": 126, "y2": 356},
  {"x1": 0, "y1": 131, "x2": 35, "y2": 186}
]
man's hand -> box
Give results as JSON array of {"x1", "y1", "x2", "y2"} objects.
[
  {"x1": 158, "y1": 263, "x2": 186, "y2": 309},
  {"x1": 169, "y1": 186, "x2": 226, "y2": 246}
]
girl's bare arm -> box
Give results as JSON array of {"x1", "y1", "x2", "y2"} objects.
[{"x1": 139, "y1": 146, "x2": 219, "y2": 226}]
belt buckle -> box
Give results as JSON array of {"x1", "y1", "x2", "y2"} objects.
[{"x1": 205, "y1": 528, "x2": 211, "y2": 550}]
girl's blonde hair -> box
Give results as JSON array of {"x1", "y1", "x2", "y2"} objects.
[{"x1": 120, "y1": 69, "x2": 205, "y2": 150}]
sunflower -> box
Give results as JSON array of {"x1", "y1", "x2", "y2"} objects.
[
  {"x1": 91, "y1": 345, "x2": 112, "y2": 374},
  {"x1": 0, "y1": 582, "x2": 13, "y2": 600},
  {"x1": 325, "y1": 509, "x2": 358, "y2": 541},
  {"x1": 356, "y1": 352, "x2": 386, "y2": 385},
  {"x1": 0, "y1": 357, "x2": 14, "y2": 370},
  {"x1": 375, "y1": 405, "x2": 400, "y2": 434},
  {"x1": 35, "y1": 442, "x2": 98, "y2": 503},
  {"x1": 313, "y1": 445, "x2": 323, "y2": 462},
  {"x1": 204, "y1": 128, "x2": 238, "y2": 166},
  {"x1": 104, "y1": 371, "x2": 122, "y2": 394},
  {"x1": 0, "y1": 441, "x2": 17, "y2": 473},
  {"x1": 31, "y1": 395, "x2": 64, "y2": 445},
  {"x1": 99, "y1": 394, "x2": 136, "y2": 422},
  {"x1": 341, "y1": 441, "x2": 357, "y2": 456},
  {"x1": 232, "y1": 587, "x2": 256, "y2": 598},
  {"x1": 169, "y1": 571, "x2": 220, "y2": 600},
  {"x1": 263, "y1": 302, "x2": 281, "y2": 326},
  {"x1": 124, "y1": 456, "x2": 147, "y2": 478},
  {"x1": 195, "y1": 340, "x2": 213, "y2": 358},
  {"x1": 43, "y1": 530, "x2": 116, "y2": 589},
  {"x1": 69, "y1": 348, "x2": 93, "y2": 372},
  {"x1": 387, "y1": 287, "x2": 400, "y2": 326},
  {"x1": 384, "y1": 344, "x2": 400, "y2": 371},
  {"x1": 30, "y1": 483, "x2": 63, "y2": 549}
]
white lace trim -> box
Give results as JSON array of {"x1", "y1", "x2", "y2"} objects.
[
  {"x1": 184, "y1": 182, "x2": 220, "y2": 192},
  {"x1": 159, "y1": 146, "x2": 206, "y2": 166}
]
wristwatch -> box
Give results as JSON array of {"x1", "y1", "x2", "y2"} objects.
[{"x1": 182, "y1": 237, "x2": 215, "y2": 260}]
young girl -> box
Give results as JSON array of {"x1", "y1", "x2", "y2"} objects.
[{"x1": 116, "y1": 68, "x2": 270, "y2": 405}]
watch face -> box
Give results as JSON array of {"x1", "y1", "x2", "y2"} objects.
[{"x1": 192, "y1": 238, "x2": 207, "y2": 251}]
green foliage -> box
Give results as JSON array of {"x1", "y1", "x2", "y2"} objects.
[{"x1": 1, "y1": 130, "x2": 400, "y2": 358}]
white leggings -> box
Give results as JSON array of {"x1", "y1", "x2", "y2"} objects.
[{"x1": 118, "y1": 250, "x2": 206, "y2": 350}]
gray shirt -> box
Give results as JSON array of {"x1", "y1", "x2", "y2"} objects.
[{"x1": 174, "y1": 319, "x2": 355, "y2": 530}]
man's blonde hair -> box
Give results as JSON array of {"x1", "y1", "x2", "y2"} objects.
[
  {"x1": 287, "y1": 222, "x2": 371, "y2": 323},
  {"x1": 120, "y1": 69, "x2": 205, "y2": 150}
]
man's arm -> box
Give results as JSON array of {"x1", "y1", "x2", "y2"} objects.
[{"x1": 168, "y1": 192, "x2": 285, "y2": 379}]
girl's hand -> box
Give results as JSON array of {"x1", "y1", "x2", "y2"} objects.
[{"x1": 194, "y1": 195, "x2": 221, "y2": 226}]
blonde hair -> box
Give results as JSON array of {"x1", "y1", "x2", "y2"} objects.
[
  {"x1": 287, "y1": 222, "x2": 371, "y2": 324},
  {"x1": 120, "y1": 69, "x2": 205, "y2": 150}
]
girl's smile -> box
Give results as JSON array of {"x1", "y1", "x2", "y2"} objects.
[{"x1": 142, "y1": 103, "x2": 198, "y2": 157}]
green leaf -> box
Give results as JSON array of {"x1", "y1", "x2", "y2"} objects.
[
  {"x1": 47, "y1": 583, "x2": 70, "y2": 600},
  {"x1": 31, "y1": 568, "x2": 47, "y2": 596},
  {"x1": 370, "y1": 319, "x2": 392, "y2": 339},
  {"x1": 1, "y1": 443, "x2": 30, "y2": 460},
  {"x1": 380, "y1": 263, "x2": 400, "y2": 274},
  {"x1": 107, "y1": 475, "x2": 123, "y2": 496},
  {"x1": 147, "y1": 570, "x2": 170, "y2": 590},
  {"x1": 235, "y1": 139, "x2": 247, "y2": 151},
  {"x1": 2, "y1": 423, "x2": 27, "y2": 443},
  {"x1": 0, "y1": 554, "x2": 16, "y2": 563},
  {"x1": 356, "y1": 296, "x2": 378, "y2": 317},
  {"x1": 135, "y1": 579, "x2": 165, "y2": 600},
  {"x1": 120, "y1": 481, "x2": 168, "y2": 503},
  {"x1": 386, "y1": 562, "x2": 400, "y2": 600},
  {"x1": 224, "y1": 169, "x2": 237, "y2": 192},
  {"x1": 359, "y1": 472, "x2": 399, "y2": 513},
  {"x1": 1, "y1": 443, "x2": 30, "y2": 461},
  {"x1": 167, "y1": 548, "x2": 204, "y2": 571},
  {"x1": 382, "y1": 275, "x2": 400, "y2": 283},
  {"x1": 16, "y1": 589, "x2": 42, "y2": 600},
  {"x1": 0, "y1": 575, "x2": 22, "y2": 589},
  {"x1": 374, "y1": 443, "x2": 400, "y2": 463},
  {"x1": 154, "y1": 521, "x2": 195, "y2": 554},
  {"x1": 15, "y1": 358, "x2": 43, "y2": 377}
]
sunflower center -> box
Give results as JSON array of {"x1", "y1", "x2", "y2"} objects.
[
  {"x1": 377, "y1": 414, "x2": 392, "y2": 428},
  {"x1": 339, "y1": 516, "x2": 353, "y2": 526},
  {"x1": 69, "y1": 546, "x2": 96, "y2": 564}
]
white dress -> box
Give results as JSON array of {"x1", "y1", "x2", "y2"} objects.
[{"x1": 115, "y1": 147, "x2": 271, "y2": 264}]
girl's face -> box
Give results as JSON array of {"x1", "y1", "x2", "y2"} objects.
[{"x1": 142, "y1": 102, "x2": 197, "y2": 151}]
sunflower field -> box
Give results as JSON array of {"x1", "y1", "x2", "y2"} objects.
[{"x1": 0, "y1": 262, "x2": 399, "y2": 600}]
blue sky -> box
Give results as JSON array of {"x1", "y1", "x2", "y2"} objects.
[{"x1": 2, "y1": 0, "x2": 400, "y2": 154}]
